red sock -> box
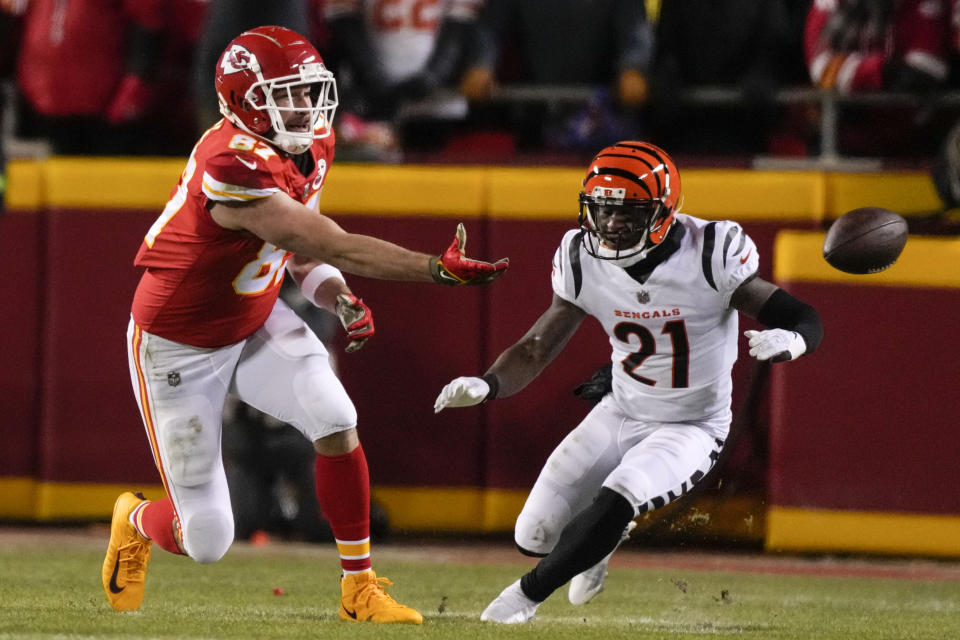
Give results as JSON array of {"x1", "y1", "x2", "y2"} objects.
[
  {"x1": 315, "y1": 444, "x2": 371, "y2": 573},
  {"x1": 137, "y1": 496, "x2": 184, "y2": 555}
]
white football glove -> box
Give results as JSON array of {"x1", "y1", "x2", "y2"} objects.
[
  {"x1": 744, "y1": 329, "x2": 806, "y2": 362},
  {"x1": 434, "y1": 376, "x2": 491, "y2": 413}
]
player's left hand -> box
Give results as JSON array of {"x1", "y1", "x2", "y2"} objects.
[
  {"x1": 336, "y1": 293, "x2": 374, "y2": 353},
  {"x1": 434, "y1": 376, "x2": 490, "y2": 413},
  {"x1": 430, "y1": 223, "x2": 509, "y2": 285},
  {"x1": 744, "y1": 329, "x2": 806, "y2": 362}
]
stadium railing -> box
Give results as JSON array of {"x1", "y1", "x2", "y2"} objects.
[{"x1": 426, "y1": 84, "x2": 960, "y2": 170}]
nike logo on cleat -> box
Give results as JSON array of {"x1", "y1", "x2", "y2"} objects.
[
  {"x1": 739, "y1": 249, "x2": 752, "y2": 264},
  {"x1": 342, "y1": 606, "x2": 358, "y2": 620},
  {"x1": 109, "y1": 557, "x2": 124, "y2": 594}
]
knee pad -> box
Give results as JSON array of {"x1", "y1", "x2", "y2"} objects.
[
  {"x1": 292, "y1": 366, "x2": 357, "y2": 438},
  {"x1": 161, "y1": 409, "x2": 220, "y2": 487},
  {"x1": 603, "y1": 466, "x2": 653, "y2": 513},
  {"x1": 514, "y1": 505, "x2": 571, "y2": 557},
  {"x1": 182, "y1": 509, "x2": 234, "y2": 564}
]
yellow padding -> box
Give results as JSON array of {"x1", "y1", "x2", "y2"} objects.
[
  {"x1": 44, "y1": 157, "x2": 184, "y2": 209},
  {"x1": 766, "y1": 506, "x2": 960, "y2": 557},
  {"x1": 774, "y1": 231, "x2": 960, "y2": 288},
  {"x1": 322, "y1": 164, "x2": 486, "y2": 216},
  {"x1": 826, "y1": 172, "x2": 940, "y2": 217},
  {"x1": 486, "y1": 167, "x2": 581, "y2": 218},
  {"x1": 0, "y1": 478, "x2": 165, "y2": 520},
  {"x1": 3, "y1": 158, "x2": 940, "y2": 221},
  {"x1": 0, "y1": 477, "x2": 40, "y2": 518},
  {"x1": 4, "y1": 159, "x2": 44, "y2": 210},
  {"x1": 0, "y1": 478, "x2": 526, "y2": 532},
  {"x1": 681, "y1": 170, "x2": 826, "y2": 221},
  {"x1": 372, "y1": 486, "x2": 526, "y2": 533}
]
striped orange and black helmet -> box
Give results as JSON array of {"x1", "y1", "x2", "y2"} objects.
[{"x1": 578, "y1": 141, "x2": 681, "y2": 261}]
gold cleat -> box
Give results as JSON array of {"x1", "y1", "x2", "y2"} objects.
[
  {"x1": 339, "y1": 570, "x2": 423, "y2": 624},
  {"x1": 101, "y1": 492, "x2": 152, "y2": 611}
]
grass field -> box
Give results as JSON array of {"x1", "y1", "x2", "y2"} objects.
[{"x1": 2, "y1": 526, "x2": 959, "y2": 640}]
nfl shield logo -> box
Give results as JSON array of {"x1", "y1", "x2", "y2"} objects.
[
  {"x1": 637, "y1": 290, "x2": 650, "y2": 304},
  {"x1": 167, "y1": 371, "x2": 181, "y2": 387}
]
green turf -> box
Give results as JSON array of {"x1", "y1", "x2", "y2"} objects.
[{"x1": 1, "y1": 530, "x2": 958, "y2": 639}]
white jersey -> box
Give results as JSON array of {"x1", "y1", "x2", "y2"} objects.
[
  {"x1": 325, "y1": 0, "x2": 482, "y2": 82},
  {"x1": 551, "y1": 213, "x2": 759, "y2": 423}
]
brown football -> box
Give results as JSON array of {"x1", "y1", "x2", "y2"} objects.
[{"x1": 822, "y1": 207, "x2": 908, "y2": 274}]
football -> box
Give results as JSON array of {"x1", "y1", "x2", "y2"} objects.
[{"x1": 822, "y1": 207, "x2": 908, "y2": 274}]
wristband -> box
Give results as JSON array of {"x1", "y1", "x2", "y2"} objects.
[
  {"x1": 482, "y1": 373, "x2": 500, "y2": 401},
  {"x1": 300, "y1": 263, "x2": 344, "y2": 306}
]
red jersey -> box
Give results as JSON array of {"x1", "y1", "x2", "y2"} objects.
[
  {"x1": 805, "y1": 0, "x2": 949, "y2": 92},
  {"x1": 132, "y1": 119, "x2": 336, "y2": 347}
]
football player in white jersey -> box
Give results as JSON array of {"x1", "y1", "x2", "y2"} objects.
[{"x1": 435, "y1": 141, "x2": 823, "y2": 623}]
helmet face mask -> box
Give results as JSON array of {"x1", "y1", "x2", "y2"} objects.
[
  {"x1": 579, "y1": 194, "x2": 662, "y2": 259},
  {"x1": 216, "y1": 27, "x2": 338, "y2": 155},
  {"x1": 578, "y1": 141, "x2": 681, "y2": 264}
]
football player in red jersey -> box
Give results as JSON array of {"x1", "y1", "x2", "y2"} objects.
[
  {"x1": 102, "y1": 25, "x2": 507, "y2": 624},
  {"x1": 435, "y1": 142, "x2": 822, "y2": 623}
]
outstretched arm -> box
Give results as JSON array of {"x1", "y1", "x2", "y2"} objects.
[
  {"x1": 435, "y1": 294, "x2": 586, "y2": 411},
  {"x1": 211, "y1": 193, "x2": 507, "y2": 284},
  {"x1": 730, "y1": 275, "x2": 823, "y2": 362},
  {"x1": 485, "y1": 294, "x2": 588, "y2": 397}
]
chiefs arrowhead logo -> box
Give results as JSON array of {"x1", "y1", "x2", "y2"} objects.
[{"x1": 221, "y1": 45, "x2": 254, "y2": 74}]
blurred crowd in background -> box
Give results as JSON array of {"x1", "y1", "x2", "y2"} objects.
[{"x1": 1, "y1": 0, "x2": 960, "y2": 169}]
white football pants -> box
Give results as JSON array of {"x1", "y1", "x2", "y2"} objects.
[
  {"x1": 126, "y1": 298, "x2": 355, "y2": 563},
  {"x1": 515, "y1": 394, "x2": 728, "y2": 555}
]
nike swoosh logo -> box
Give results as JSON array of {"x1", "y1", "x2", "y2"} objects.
[
  {"x1": 109, "y1": 556, "x2": 124, "y2": 594},
  {"x1": 235, "y1": 155, "x2": 258, "y2": 170},
  {"x1": 343, "y1": 606, "x2": 358, "y2": 620},
  {"x1": 739, "y1": 249, "x2": 752, "y2": 264}
]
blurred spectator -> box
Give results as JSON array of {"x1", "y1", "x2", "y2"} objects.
[
  {"x1": 805, "y1": 0, "x2": 950, "y2": 93},
  {"x1": 950, "y1": 0, "x2": 960, "y2": 87},
  {"x1": 460, "y1": 0, "x2": 652, "y2": 153},
  {"x1": 648, "y1": 0, "x2": 805, "y2": 157},
  {"x1": 922, "y1": 116, "x2": 960, "y2": 232},
  {"x1": 191, "y1": 0, "x2": 314, "y2": 133},
  {"x1": 804, "y1": 0, "x2": 956, "y2": 157},
  {"x1": 147, "y1": 0, "x2": 211, "y2": 156},
  {"x1": 322, "y1": 0, "x2": 481, "y2": 156},
  {"x1": 13, "y1": 0, "x2": 166, "y2": 155},
  {"x1": 933, "y1": 117, "x2": 960, "y2": 212},
  {"x1": 1, "y1": 0, "x2": 26, "y2": 206}
]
